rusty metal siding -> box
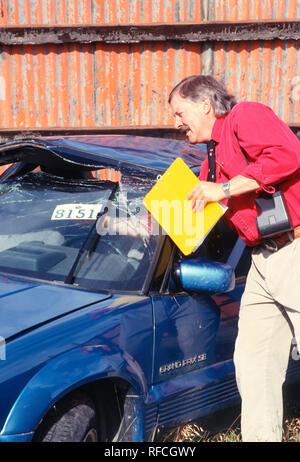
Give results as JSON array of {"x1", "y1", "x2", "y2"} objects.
[
  {"x1": 0, "y1": 0, "x2": 299, "y2": 24},
  {"x1": 0, "y1": 41, "x2": 203, "y2": 128},
  {"x1": 0, "y1": 0, "x2": 204, "y2": 24},
  {"x1": 214, "y1": 0, "x2": 300, "y2": 21},
  {"x1": 214, "y1": 39, "x2": 300, "y2": 123},
  {"x1": 1, "y1": 39, "x2": 299, "y2": 128},
  {"x1": 0, "y1": 1, "x2": 299, "y2": 137}
]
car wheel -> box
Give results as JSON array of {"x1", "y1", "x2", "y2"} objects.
[{"x1": 34, "y1": 392, "x2": 99, "y2": 442}]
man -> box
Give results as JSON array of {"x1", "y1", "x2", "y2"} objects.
[{"x1": 168, "y1": 75, "x2": 300, "y2": 442}]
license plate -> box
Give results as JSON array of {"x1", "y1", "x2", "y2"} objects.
[{"x1": 51, "y1": 203, "x2": 103, "y2": 220}]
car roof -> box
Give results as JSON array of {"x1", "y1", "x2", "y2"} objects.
[{"x1": 0, "y1": 135, "x2": 206, "y2": 174}]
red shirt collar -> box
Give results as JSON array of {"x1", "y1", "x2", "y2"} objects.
[{"x1": 211, "y1": 116, "x2": 227, "y2": 142}]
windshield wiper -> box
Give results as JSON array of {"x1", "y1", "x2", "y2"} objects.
[{"x1": 65, "y1": 182, "x2": 119, "y2": 285}]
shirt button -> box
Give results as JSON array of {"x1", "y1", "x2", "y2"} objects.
[{"x1": 243, "y1": 227, "x2": 247, "y2": 231}]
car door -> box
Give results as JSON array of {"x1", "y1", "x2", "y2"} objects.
[
  {"x1": 151, "y1": 292, "x2": 221, "y2": 384},
  {"x1": 150, "y1": 226, "x2": 252, "y2": 384}
]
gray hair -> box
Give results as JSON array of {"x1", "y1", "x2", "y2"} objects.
[{"x1": 168, "y1": 75, "x2": 237, "y2": 117}]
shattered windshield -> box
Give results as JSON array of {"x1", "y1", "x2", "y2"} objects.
[{"x1": 0, "y1": 171, "x2": 158, "y2": 291}]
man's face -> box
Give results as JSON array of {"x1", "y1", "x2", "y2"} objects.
[{"x1": 169, "y1": 93, "x2": 212, "y2": 144}]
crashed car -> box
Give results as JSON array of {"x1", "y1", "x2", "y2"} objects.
[{"x1": 0, "y1": 135, "x2": 299, "y2": 442}]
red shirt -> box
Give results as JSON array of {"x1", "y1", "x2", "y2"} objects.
[{"x1": 199, "y1": 102, "x2": 300, "y2": 246}]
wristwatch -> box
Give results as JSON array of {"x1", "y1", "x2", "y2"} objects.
[{"x1": 221, "y1": 182, "x2": 231, "y2": 199}]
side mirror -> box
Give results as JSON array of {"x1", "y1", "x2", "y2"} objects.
[{"x1": 174, "y1": 257, "x2": 235, "y2": 293}]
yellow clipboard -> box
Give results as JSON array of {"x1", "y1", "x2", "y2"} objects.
[{"x1": 143, "y1": 157, "x2": 227, "y2": 255}]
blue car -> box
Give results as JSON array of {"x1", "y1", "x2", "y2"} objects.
[{"x1": 0, "y1": 135, "x2": 299, "y2": 442}]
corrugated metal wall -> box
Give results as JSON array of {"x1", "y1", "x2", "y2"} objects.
[
  {"x1": 0, "y1": 0, "x2": 204, "y2": 24},
  {"x1": 0, "y1": 41, "x2": 203, "y2": 128},
  {"x1": 0, "y1": 0, "x2": 299, "y2": 136},
  {"x1": 0, "y1": 0, "x2": 299, "y2": 24}
]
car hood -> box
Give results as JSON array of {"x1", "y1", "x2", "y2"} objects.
[{"x1": 0, "y1": 275, "x2": 111, "y2": 340}]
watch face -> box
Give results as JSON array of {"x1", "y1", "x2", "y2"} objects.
[{"x1": 222, "y1": 182, "x2": 230, "y2": 198}]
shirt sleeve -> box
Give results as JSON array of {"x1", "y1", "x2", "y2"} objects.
[{"x1": 232, "y1": 102, "x2": 300, "y2": 187}]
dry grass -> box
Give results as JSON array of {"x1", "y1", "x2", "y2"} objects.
[
  {"x1": 282, "y1": 416, "x2": 300, "y2": 442},
  {"x1": 160, "y1": 398, "x2": 300, "y2": 443},
  {"x1": 157, "y1": 384, "x2": 300, "y2": 443},
  {"x1": 164, "y1": 415, "x2": 300, "y2": 443},
  {"x1": 164, "y1": 420, "x2": 242, "y2": 443},
  {"x1": 167, "y1": 417, "x2": 300, "y2": 442}
]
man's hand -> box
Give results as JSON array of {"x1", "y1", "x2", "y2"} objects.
[
  {"x1": 187, "y1": 181, "x2": 225, "y2": 211},
  {"x1": 187, "y1": 175, "x2": 261, "y2": 212}
]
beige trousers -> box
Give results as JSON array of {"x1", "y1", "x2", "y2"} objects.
[{"x1": 233, "y1": 238, "x2": 300, "y2": 442}]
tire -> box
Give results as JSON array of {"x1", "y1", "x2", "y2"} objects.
[{"x1": 34, "y1": 392, "x2": 99, "y2": 442}]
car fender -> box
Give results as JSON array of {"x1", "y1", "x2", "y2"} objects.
[{"x1": 1, "y1": 345, "x2": 146, "y2": 436}]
